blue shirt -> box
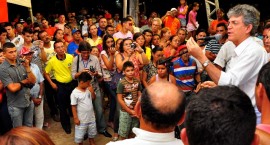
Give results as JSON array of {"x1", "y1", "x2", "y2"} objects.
[
  {"x1": 30, "y1": 63, "x2": 44, "y2": 98},
  {"x1": 67, "y1": 41, "x2": 79, "y2": 56}
]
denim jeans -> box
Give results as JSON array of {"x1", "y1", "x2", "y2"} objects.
[
  {"x1": 93, "y1": 87, "x2": 107, "y2": 132},
  {"x1": 104, "y1": 81, "x2": 117, "y2": 122},
  {"x1": 8, "y1": 102, "x2": 34, "y2": 127}
]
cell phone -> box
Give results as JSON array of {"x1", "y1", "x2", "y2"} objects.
[{"x1": 89, "y1": 66, "x2": 95, "y2": 73}]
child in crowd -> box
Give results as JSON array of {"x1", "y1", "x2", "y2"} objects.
[
  {"x1": 148, "y1": 59, "x2": 176, "y2": 85},
  {"x1": 71, "y1": 72, "x2": 96, "y2": 145},
  {"x1": 117, "y1": 61, "x2": 142, "y2": 140}
]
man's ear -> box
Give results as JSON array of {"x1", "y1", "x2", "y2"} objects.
[
  {"x1": 177, "y1": 112, "x2": 185, "y2": 126},
  {"x1": 180, "y1": 128, "x2": 189, "y2": 145},
  {"x1": 251, "y1": 133, "x2": 260, "y2": 145},
  {"x1": 134, "y1": 100, "x2": 142, "y2": 118}
]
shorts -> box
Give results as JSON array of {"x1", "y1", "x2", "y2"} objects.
[
  {"x1": 118, "y1": 110, "x2": 139, "y2": 138},
  {"x1": 186, "y1": 22, "x2": 199, "y2": 32},
  {"x1": 75, "y1": 122, "x2": 97, "y2": 143}
]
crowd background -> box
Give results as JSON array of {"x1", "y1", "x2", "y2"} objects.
[{"x1": 1, "y1": 1, "x2": 270, "y2": 145}]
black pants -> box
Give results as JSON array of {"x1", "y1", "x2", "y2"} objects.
[
  {"x1": 44, "y1": 79, "x2": 58, "y2": 116},
  {"x1": 0, "y1": 95, "x2": 12, "y2": 135},
  {"x1": 54, "y1": 80, "x2": 75, "y2": 130}
]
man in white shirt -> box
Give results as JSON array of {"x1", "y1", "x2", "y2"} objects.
[
  {"x1": 107, "y1": 81, "x2": 185, "y2": 145},
  {"x1": 186, "y1": 4, "x2": 268, "y2": 122}
]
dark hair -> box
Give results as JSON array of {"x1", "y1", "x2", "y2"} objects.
[
  {"x1": 156, "y1": 58, "x2": 166, "y2": 66},
  {"x1": 186, "y1": 86, "x2": 256, "y2": 145},
  {"x1": 143, "y1": 29, "x2": 153, "y2": 36},
  {"x1": 122, "y1": 61, "x2": 134, "y2": 71},
  {"x1": 53, "y1": 40, "x2": 63, "y2": 49},
  {"x1": 177, "y1": 28, "x2": 187, "y2": 35},
  {"x1": 133, "y1": 32, "x2": 146, "y2": 52},
  {"x1": 88, "y1": 24, "x2": 98, "y2": 39},
  {"x1": 121, "y1": 17, "x2": 132, "y2": 25},
  {"x1": 22, "y1": 27, "x2": 33, "y2": 35},
  {"x1": 141, "y1": 85, "x2": 185, "y2": 129},
  {"x1": 169, "y1": 35, "x2": 178, "y2": 42},
  {"x1": 78, "y1": 72, "x2": 92, "y2": 82},
  {"x1": 196, "y1": 29, "x2": 207, "y2": 36},
  {"x1": 216, "y1": 22, "x2": 228, "y2": 30},
  {"x1": 15, "y1": 22, "x2": 23, "y2": 28},
  {"x1": 38, "y1": 30, "x2": 46, "y2": 40},
  {"x1": 64, "y1": 23, "x2": 72, "y2": 29},
  {"x1": 263, "y1": 24, "x2": 270, "y2": 30},
  {"x1": 102, "y1": 35, "x2": 115, "y2": 54},
  {"x1": 52, "y1": 29, "x2": 63, "y2": 41},
  {"x1": 105, "y1": 24, "x2": 114, "y2": 31},
  {"x1": 119, "y1": 38, "x2": 132, "y2": 53},
  {"x1": 0, "y1": 27, "x2": 7, "y2": 35},
  {"x1": 78, "y1": 41, "x2": 91, "y2": 52},
  {"x1": 3, "y1": 42, "x2": 15, "y2": 52},
  {"x1": 4, "y1": 22, "x2": 14, "y2": 29},
  {"x1": 153, "y1": 34, "x2": 161, "y2": 38},
  {"x1": 151, "y1": 46, "x2": 163, "y2": 61},
  {"x1": 256, "y1": 62, "x2": 270, "y2": 100}
]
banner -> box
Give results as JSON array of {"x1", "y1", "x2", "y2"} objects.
[{"x1": 0, "y1": 0, "x2": 8, "y2": 23}]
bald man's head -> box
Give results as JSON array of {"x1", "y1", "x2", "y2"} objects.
[{"x1": 140, "y1": 82, "x2": 185, "y2": 130}]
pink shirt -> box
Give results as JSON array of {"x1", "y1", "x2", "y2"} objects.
[
  {"x1": 178, "y1": 6, "x2": 187, "y2": 19},
  {"x1": 188, "y1": 10, "x2": 197, "y2": 24},
  {"x1": 113, "y1": 31, "x2": 133, "y2": 39}
]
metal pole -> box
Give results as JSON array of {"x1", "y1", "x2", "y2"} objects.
[
  {"x1": 29, "y1": 7, "x2": 34, "y2": 24},
  {"x1": 123, "y1": 0, "x2": 127, "y2": 18}
]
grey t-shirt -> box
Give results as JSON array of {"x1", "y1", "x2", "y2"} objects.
[
  {"x1": 0, "y1": 59, "x2": 31, "y2": 107},
  {"x1": 70, "y1": 88, "x2": 95, "y2": 123}
]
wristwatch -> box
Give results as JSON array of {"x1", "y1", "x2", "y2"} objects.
[
  {"x1": 38, "y1": 95, "x2": 42, "y2": 99},
  {"x1": 202, "y1": 60, "x2": 211, "y2": 68}
]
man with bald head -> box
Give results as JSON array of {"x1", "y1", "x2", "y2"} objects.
[{"x1": 107, "y1": 81, "x2": 185, "y2": 145}]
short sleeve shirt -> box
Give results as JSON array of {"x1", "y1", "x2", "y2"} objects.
[
  {"x1": 117, "y1": 77, "x2": 142, "y2": 111},
  {"x1": 70, "y1": 88, "x2": 95, "y2": 123}
]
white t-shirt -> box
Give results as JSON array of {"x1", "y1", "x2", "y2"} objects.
[
  {"x1": 113, "y1": 31, "x2": 133, "y2": 39},
  {"x1": 70, "y1": 88, "x2": 95, "y2": 123}
]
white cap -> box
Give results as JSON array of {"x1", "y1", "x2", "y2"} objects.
[{"x1": 171, "y1": 8, "x2": 177, "y2": 11}]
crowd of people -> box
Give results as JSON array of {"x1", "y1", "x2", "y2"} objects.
[{"x1": 0, "y1": 1, "x2": 270, "y2": 145}]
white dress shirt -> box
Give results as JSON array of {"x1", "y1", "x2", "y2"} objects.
[
  {"x1": 218, "y1": 37, "x2": 268, "y2": 106},
  {"x1": 106, "y1": 128, "x2": 184, "y2": 145}
]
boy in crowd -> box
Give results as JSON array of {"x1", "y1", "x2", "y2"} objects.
[
  {"x1": 117, "y1": 61, "x2": 142, "y2": 140},
  {"x1": 71, "y1": 72, "x2": 96, "y2": 145}
]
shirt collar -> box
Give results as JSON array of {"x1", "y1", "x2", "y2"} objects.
[
  {"x1": 234, "y1": 36, "x2": 252, "y2": 56},
  {"x1": 133, "y1": 128, "x2": 177, "y2": 142}
]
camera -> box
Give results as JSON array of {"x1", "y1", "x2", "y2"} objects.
[
  {"x1": 19, "y1": 58, "x2": 25, "y2": 63},
  {"x1": 130, "y1": 43, "x2": 136, "y2": 49},
  {"x1": 90, "y1": 66, "x2": 95, "y2": 73}
]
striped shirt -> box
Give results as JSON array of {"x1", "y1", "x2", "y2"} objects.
[
  {"x1": 171, "y1": 58, "x2": 197, "y2": 92},
  {"x1": 205, "y1": 39, "x2": 224, "y2": 54}
]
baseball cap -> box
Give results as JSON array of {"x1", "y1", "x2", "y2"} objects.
[
  {"x1": 171, "y1": 8, "x2": 177, "y2": 11},
  {"x1": 20, "y1": 47, "x2": 34, "y2": 55},
  {"x1": 177, "y1": 45, "x2": 187, "y2": 53},
  {"x1": 72, "y1": 29, "x2": 81, "y2": 35}
]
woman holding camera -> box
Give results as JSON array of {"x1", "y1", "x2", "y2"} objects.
[{"x1": 115, "y1": 38, "x2": 149, "y2": 80}]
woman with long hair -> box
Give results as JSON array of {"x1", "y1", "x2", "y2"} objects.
[
  {"x1": 163, "y1": 35, "x2": 180, "y2": 58},
  {"x1": 142, "y1": 46, "x2": 164, "y2": 87},
  {"x1": 133, "y1": 32, "x2": 152, "y2": 60},
  {"x1": 86, "y1": 24, "x2": 102, "y2": 47},
  {"x1": 159, "y1": 27, "x2": 171, "y2": 49},
  {"x1": 100, "y1": 35, "x2": 117, "y2": 129},
  {"x1": 148, "y1": 58, "x2": 176, "y2": 85}
]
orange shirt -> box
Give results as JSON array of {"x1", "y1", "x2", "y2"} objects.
[
  {"x1": 210, "y1": 19, "x2": 228, "y2": 33},
  {"x1": 163, "y1": 16, "x2": 181, "y2": 35},
  {"x1": 45, "y1": 26, "x2": 57, "y2": 37}
]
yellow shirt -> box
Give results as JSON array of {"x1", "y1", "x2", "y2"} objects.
[
  {"x1": 45, "y1": 54, "x2": 73, "y2": 83},
  {"x1": 145, "y1": 46, "x2": 152, "y2": 60},
  {"x1": 86, "y1": 37, "x2": 102, "y2": 47}
]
